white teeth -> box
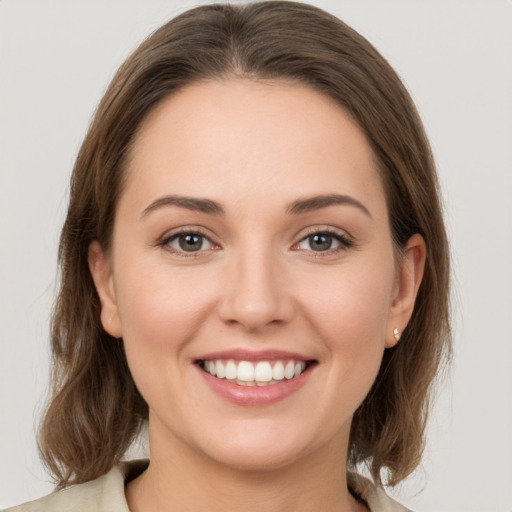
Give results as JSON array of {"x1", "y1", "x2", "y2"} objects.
[
  {"x1": 284, "y1": 361, "x2": 295, "y2": 379},
  {"x1": 294, "y1": 362, "x2": 306, "y2": 378},
  {"x1": 215, "y1": 360, "x2": 226, "y2": 379},
  {"x1": 237, "y1": 361, "x2": 255, "y2": 382},
  {"x1": 202, "y1": 358, "x2": 309, "y2": 385},
  {"x1": 254, "y1": 362, "x2": 273, "y2": 382},
  {"x1": 272, "y1": 361, "x2": 285, "y2": 380},
  {"x1": 225, "y1": 360, "x2": 237, "y2": 380}
]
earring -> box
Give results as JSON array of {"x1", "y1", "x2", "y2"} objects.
[{"x1": 393, "y1": 328, "x2": 401, "y2": 342}]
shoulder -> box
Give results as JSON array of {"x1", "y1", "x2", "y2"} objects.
[
  {"x1": 348, "y1": 472, "x2": 413, "y2": 512},
  {"x1": 2, "y1": 460, "x2": 148, "y2": 512}
]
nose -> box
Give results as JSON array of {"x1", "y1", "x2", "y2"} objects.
[{"x1": 217, "y1": 246, "x2": 295, "y2": 332}]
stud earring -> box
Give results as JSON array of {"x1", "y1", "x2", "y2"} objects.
[{"x1": 393, "y1": 328, "x2": 401, "y2": 342}]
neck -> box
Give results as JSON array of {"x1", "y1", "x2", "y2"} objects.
[{"x1": 126, "y1": 422, "x2": 366, "y2": 512}]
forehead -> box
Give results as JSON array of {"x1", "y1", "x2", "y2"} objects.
[{"x1": 122, "y1": 78, "x2": 386, "y2": 218}]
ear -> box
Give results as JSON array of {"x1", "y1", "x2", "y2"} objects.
[
  {"x1": 386, "y1": 233, "x2": 426, "y2": 348},
  {"x1": 88, "y1": 240, "x2": 122, "y2": 338}
]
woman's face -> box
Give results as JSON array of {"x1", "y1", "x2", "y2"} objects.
[{"x1": 90, "y1": 79, "x2": 423, "y2": 471}]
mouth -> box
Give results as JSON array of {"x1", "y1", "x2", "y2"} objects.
[{"x1": 196, "y1": 358, "x2": 317, "y2": 387}]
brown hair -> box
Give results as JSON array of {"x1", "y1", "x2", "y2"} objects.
[{"x1": 39, "y1": 1, "x2": 451, "y2": 489}]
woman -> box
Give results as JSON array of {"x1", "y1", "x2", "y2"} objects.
[{"x1": 6, "y1": 2, "x2": 450, "y2": 511}]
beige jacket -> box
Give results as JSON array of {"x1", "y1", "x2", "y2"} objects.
[{"x1": 4, "y1": 460, "x2": 411, "y2": 512}]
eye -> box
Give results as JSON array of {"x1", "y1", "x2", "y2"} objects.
[
  {"x1": 164, "y1": 231, "x2": 214, "y2": 253},
  {"x1": 296, "y1": 231, "x2": 352, "y2": 253}
]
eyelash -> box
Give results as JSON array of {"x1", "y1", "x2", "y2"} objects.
[
  {"x1": 158, "y1": 228, "x2": 218, "y2": 258},
  {"x1": 292, "y1": 229, "x2": 354, "y2": 257},
  {"x1": 158, "y1": 228, "x2": 354, "y2": 258}
]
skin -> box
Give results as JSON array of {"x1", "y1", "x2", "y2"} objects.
[{"x1": 89, "y1": 79, "x2": 425, "y2": 512}]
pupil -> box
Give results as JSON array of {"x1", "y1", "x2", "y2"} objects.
[
  {"x1": 179, "y1": 234, "x2": 202, "y2": 251},
  {"x1": 310, "y1": 234, "x2": 332, "y2": 251}
]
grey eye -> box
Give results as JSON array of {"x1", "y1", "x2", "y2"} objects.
[
  {"x1": 179, "y1": 234, "x2": 203, "y2": 251},
  {"x1": 308, "y1": 234, "x2": 333, "y2": 251},
  {"x1": 307, "y1": 234, "x2": 334, "y2": 251},
  {"x1": 297, "y1": 232, "x2": 346, "y2": 252},
  {"x1": 168, "y1": 233, "x2": 213, "y2": 252}
]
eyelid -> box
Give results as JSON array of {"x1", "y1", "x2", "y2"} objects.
[
  {"x1": 294, "y1": 225, "x2": 353, "y2": 242},
  {"x1": 155, "y1": 225, "x2": 354, "y2": 257},
  {"x1": 291, "y1": 226, "x2": 354, "y2": 254},
  {"x1": 157, "y1": 226, "x2": 220, "y2": 256}
]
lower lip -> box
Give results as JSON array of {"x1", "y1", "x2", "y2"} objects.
[{"x1": 196, "y1": 364, "x2": 314, "y2": 406}]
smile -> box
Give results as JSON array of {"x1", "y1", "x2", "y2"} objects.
[{"x1": 199, "y1": 359, "x2": 309, "y2": 386}]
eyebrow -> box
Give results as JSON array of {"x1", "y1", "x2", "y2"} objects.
[
  {"x1": 286, "y1": 194, "x2": 372, "y2": 218},
  {"x1": 141, "y1": 193, "x2": 371, "y2": 219},
  {"x1": 141, "y1": 195, "x2": 225, "y2": 218}
]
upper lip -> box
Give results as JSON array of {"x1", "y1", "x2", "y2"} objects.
[{"x1": 195, "y1": 349, "x2": 315, "y2": 362}]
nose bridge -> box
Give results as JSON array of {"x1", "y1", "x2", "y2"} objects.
[{"x1": 219, "y1": 235, "x2": 293, "y2": 331}]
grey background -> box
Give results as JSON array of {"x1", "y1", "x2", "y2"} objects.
[{"x1": 1, "y1": 1, "x2": 511, "y2": 510}]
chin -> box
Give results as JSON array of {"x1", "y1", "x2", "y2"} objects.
[
  {"x1": 202, "y1": 442, "x2": 306, "y2": 473},
  {"x1": 187, "y1": 419, "x2": 326, "y2": 473}
]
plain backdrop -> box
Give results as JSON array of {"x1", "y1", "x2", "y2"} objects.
[{"x1": 1, "y1": 1, "x2": 511, "y2": 510}]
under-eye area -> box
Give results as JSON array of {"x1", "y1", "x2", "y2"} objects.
[{"x1": 196, "y1": 359, "x2": 318, "y2": 386}]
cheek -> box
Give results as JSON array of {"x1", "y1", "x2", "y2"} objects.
[
  {"x1": 115, "y1": 257, "x2": 216, "y2": 342},
  {"x1": 113, "y1": 261, "x2": 224, "y2": 429},
  {"x1": 298, "y1": 258, "x2": 395, "y2": 376},
  {"x1": 304, "y1": 263, "x2": 392, "y2": 335},
  {"x1": 113, "y1": 258, "x2": 219, "y2": 392},
  {"x1": 295, "y1": 262, "x2": 394, "y2": 426}
]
